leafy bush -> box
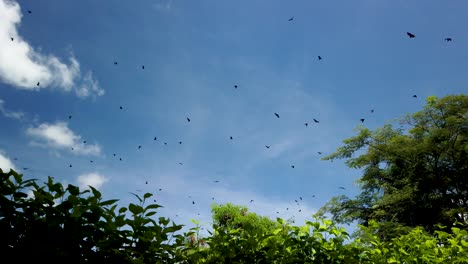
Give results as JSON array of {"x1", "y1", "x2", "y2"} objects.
[
  {"x1": 2, "y1": 169, "x2": 467, "y2": 263},
  {"x1": 0, "y1": 169, "x2": 185, "y2": 263}
]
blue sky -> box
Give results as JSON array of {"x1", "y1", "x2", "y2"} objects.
[{"x1": 0, "y1": 0, "x2": 467, "y2": 232}]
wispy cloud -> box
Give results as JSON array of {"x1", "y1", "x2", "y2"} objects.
[
  {"x1": 0, "y1": 0, "x2": 104, "y2": 98},
  {"x1": 0, "y1": 98, "x2": 24, "y2": 120},
  {"x1": 75, "y1": 72, "x2": 104, "y2": 98},
  {"x1": 77, "y1": 172, "x2": 109, "y2": 190},
  {"x1": 261, "y1": 138, "x2": 296, "y2": 159},
  {"x1": 26, "y1": 122, "x2": 101, "y2": 155},
  {"x1": 0, "y1": 150, "x2": 16, "y2": 172},
  {"x1": 152, "y1": 0, "x2": 173, "y2": 11}
]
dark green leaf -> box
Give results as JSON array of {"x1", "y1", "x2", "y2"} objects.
[
  {"x1": 89, "y1": 186, "x2": 102, "y2": 199},
  {"x1": 67, "y1": 184, "x2": 80, "y2": 195},
  {"x1": 129, "y1": 203, "x2": 143, "y2": 215},
  {"x1": 129, "y1": 192, "x2": 142, "y2": 203},
  {"x1": 100, "y1": 199, "x2": 119, "y2": 206},
  {"x1": 145, "y1": 211, "x2": 157, "y2": 217}
]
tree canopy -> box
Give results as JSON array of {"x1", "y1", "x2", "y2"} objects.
[
  {"x1": 210, "y1": 203, "x2": 281, "y2": 234},
  {"x1": 317, "y1": 94, "x2": 468, "y2": 239}
]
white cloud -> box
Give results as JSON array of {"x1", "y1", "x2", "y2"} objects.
[
  {"x1": 26, "y1": 121, "x2": 101, "y2": 155},
  {"x1": 0, "y1": 0, "x2": 104, "y2": 98},
  {"x1": 0, "y1": 98, "x2": 24, "y2": 120},
  {"x1": 77, "y1": 172, "x2": 109, "y2": 189},
  {"x1": 75, "y1": 72, "x2": 105, "y2": 98},
  {"x1": 0, "y1": 150, "x2": 16, "y2": 172}
]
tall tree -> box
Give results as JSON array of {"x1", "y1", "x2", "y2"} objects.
[{"x1": 317, "y1": 95, "x2": 468, "y2": 239}]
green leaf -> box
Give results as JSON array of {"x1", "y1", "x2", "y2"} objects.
[
  {"x1": 67, "y1": 184, "x2": 80, "y2": 195},
  {"x1": 159, "y1": 217, "x2": 170, "y2": 226},
  {"x1": 47, "y1": 176, "x2": 54, "y2": 187},
  {"x1": 13, "y1": 192, "x2": 28, "y2": 199},
  {"x1": 100, "y1": 199, "x2": 119, "y2": 206},
  {"x1": 89, "y1": 186, "x2": 102, "y2": 199},
  {"x1": 399, "y1": 248, "x2": 409, "y2": 255},
  {"x1": 145, "y1": 211, "x2": 157, "y2": 217},
  {"x1": 22, "y1": 178, "x2": 38, "y2": 186},
  {"x1": 129, "y1": 192, "x2": 142, "y2": 203},
  {"x1": 145, "y1": 204, "x2": 162, "y2": 211},
  {"x1": 143, "y1": 193, "x2": 153, "y2": 199},
  {"x1": 71, "y1": 207, "x2": 83, "y2": 218},
  {"x1": 164, "y1": 225, "x2": 182, "y2": 233},
  {"x1": 12, "y1": 170, "x2": 22, "y2": 184},
  {"x1": 190, "y1": 219, "x2": 200, "y2": 225},
  {"x1": 109, "y1": 204, "x2": 118, "y2": 213},
  {"x1": 129, "y1": 203, "x2": 143, "y2": 215}
]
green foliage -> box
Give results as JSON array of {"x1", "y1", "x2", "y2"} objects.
[
  {"x1": 2, "y1": 169, "x2": 468, "y2": 263},
  {"x1": 184, "y1": 217, "x2": 359, "y2": 263},
  {"x1": 0, "y1": 169, "x2": 184, "y2": 263},
  {"x1": 318, "y1": 94, "x2": 468, "y2": 239},
  {"x1": 355, "y1": 221, "x2": 468, "y2": 263},
  {"x1": 186, "y1": 215, "x2": 468, "y2": 263},
  {"x1": 211, "y1": 203, "x2": 280, "y2": 234}
]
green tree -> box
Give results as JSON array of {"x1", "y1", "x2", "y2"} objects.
[
  {"x1": 211, "y1": 203, "x2": 281, "y2": 234},
  {"x1": 317, "y1": 94, "x2": 468, "y2": 239}
]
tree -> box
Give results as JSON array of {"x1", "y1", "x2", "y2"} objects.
[
  {"x1": 317, "y1": 94, "x2": 468, "y2": 239},
  {"x1": 210, "y1": 203, "x2": 281, "y2": 234}
]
